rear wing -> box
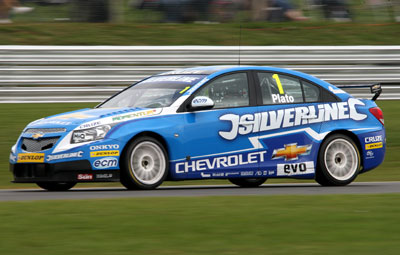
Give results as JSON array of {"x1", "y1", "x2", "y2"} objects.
[{"x1": 336, "y1": 83, "x2": 382, "y2": 101}]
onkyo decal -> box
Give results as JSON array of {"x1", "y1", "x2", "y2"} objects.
[
  {"x1": 90, "y1": 144, "x2": 119, "y2": 151},
  {"x1": 219, "y1": 98, "x2": 367, "y2": 140}
]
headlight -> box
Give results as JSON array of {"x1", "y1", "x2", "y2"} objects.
[{"x1": 71, "y1": 125, "x2": 112, "y2": 144}]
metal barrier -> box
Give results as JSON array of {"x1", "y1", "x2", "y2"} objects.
[{"x1": 1, "y1": 46, "x2": 399, "y2": 103}]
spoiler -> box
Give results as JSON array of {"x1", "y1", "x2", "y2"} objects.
[{"x1": 336, "y1": 83, "x2": 382, "y2": 101}]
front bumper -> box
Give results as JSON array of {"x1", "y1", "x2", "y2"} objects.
[{"x1": 10, "y1": 160, "x2": 120, "y2": 183}]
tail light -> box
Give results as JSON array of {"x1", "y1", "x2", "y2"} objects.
[{"x1": 369, "y1": 107, "x2": 384, "y2": 126}]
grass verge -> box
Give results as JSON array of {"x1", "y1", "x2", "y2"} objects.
[
  {"x1": 1, "y1": 22, "x2": 400, "y2": 45},
  {"x1": 0, "y1": 100, "x2": 398, "y2": 189},
  {"x1": 1, "y1": 194, "x2": 400, "y2": 254}
]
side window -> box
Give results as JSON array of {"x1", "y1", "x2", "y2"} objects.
[
  {"x1": 257, "y1": 72, "x2": 303, "y2": 104},
  {"x1": 302, "y1": 81, "x2": 320, "y2": 102},
  {"x1": 195, "y1": 73, "x2": 249, "y2": 108}
]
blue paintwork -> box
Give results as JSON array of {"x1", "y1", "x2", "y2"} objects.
[{"x1": 10, "y1": 66, "x2": 386, "y2": 181}]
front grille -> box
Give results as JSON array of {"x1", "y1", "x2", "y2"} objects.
[
  {"x1": 25, "y1": 128, "x2": 66, "y2": 134},
  {"x1": 21, "y1": 137, "x2": 60, "y2": 152}
]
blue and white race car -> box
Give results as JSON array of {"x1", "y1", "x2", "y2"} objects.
[{"x1": 9, "y1": 66, "x2": 385, "y2": 191}]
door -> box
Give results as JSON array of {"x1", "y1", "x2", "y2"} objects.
[
  {"x1": 171, "y1": 72, "x2": 263, "y2": 180},
  {"x1": 254, "y1": 71, "x2": 323, "y2": 178}
]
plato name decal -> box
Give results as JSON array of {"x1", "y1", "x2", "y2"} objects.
[
  {"x1": 277, "y1": 161, "x2": 314, "y2": 176},
  {"x1": 175, "y1": 151, "x2": 266, "y2": 174},
  {"x1": 272, "y1": 94, "x2": 294, "y2": 103},
  {"x1": 219, "y1": 98, "x2": 366, "y2": 140}
]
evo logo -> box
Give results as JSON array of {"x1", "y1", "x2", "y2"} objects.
[{"x1": 277, "y1": 161, "x2": 314, "y2": 176}]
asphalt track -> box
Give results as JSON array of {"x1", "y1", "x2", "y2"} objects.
[{"x1": 1, "y1": 182, "x2": 400, "y2": 201}]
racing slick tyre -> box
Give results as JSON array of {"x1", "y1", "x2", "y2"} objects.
[
  {"x1": 36, "y1": 182, "x2": 77, "y2": 191},
  {"x1": 316, "y1": 134, "x2": 361, "y2": 186},
  {"x1": 120, "y1": 136, "x2": 169, "y2": 190},
  {"x1": 228, "y1": 178, "x2": 267, "y2": 187}
]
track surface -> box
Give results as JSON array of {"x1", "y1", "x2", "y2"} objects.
[{"x1": 1, "y1": 182, "x2": 400, "y2": 201}]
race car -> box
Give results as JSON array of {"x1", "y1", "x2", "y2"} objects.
[{"x1": 9, "y1": 66, "x2": 386, "y2": 191}]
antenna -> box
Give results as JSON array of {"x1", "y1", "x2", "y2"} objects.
[{"x1": 238, "y1": 25, "x2": 242, "y2": 66}]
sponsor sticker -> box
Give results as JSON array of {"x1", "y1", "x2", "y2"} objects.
[
  {"x1": 90, "y1": 144, "x2": 119, "y2": 151},
  {"x1": 175, "y1": 151, "x2": 266, "y2": 174},
  {"x1": 112, "y1": 109, "x2": 158, "y2": 122},
  {"x1": 219, "y1": 98, "x2": 366, "y2": 140},
  {"x1": 17, "y1": 153, "x2": 45, "y2": 163},
  {"x1": 96, "y1": 173, "x2": 113, "y2": 179},
  {"x1": 272, "y1": 143, "x2": 311, "y2": 161},
  {"x1": 93, "y1": 157, "x2": 118, "y2": 169},
  {"x1": 277, "y1": 161, "x2": 314, "y2": 176},
  {"x1": 365, "y1": 142, "x2": 383, "y2": 150},
  {"x1": 366, "y1": 151, "x2": 374, "y2": 159},
  {"x1": 90, "y1": 150, "x2": 119, "y2": 157},
  {"x1": 47, "y1": 151, "x2": 83, "y2": 161},
  {"x1": 77, "y1": 174, "x2": 93, "y2": 180},
  {"x1": 365, "y1": 135, "x2": 383, "y2": 144},
  {"x1": 240, "y1": 171, "x2": 254, "y2": 177}
]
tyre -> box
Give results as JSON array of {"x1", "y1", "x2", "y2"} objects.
[
  {"x1": 36, "y1": 182, "x2": 76, "y2": 191},
  {"x1": 316, "y1": 134, "x2": 361, "y2": 186},
  {"x1": 120, "y1": 136, "x2": 168, "y2": 190},
  {"x1": 228, "y1": 178, "x2": 267, "y2": 188}
]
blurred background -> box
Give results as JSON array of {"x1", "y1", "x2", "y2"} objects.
[{"x1": 0, "y1": 0, "x2": 399, "y2": 24}]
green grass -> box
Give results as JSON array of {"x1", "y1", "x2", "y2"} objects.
[
  {"x1": 0, "y1": 22, "x2": 400, "y2": 46},
  {"x1": 0, "y1": 100, "x2": 399, "y2": 189},
  {"x1": 0, "y1": 194, "x2": 400, "y2": 254}
]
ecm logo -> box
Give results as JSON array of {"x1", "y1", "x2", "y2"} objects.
[{"x1": 93, "y1": 157, "x2": 118, "y2": 169}]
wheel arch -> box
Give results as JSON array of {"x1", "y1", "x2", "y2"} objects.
[
  {"x1": 121, "y1": 131, "x2": 169, "y2": 159},
  {"x1": 319, "y1": 129, "x2": 364, "y2": 170}
]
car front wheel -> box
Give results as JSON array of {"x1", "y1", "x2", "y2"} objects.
[
  {"x1": 120, "y1": 136, "x2": 169, "y2": 190},
  {"x1": 316, "y1": 134, "x2": 360, "y2": 186}
]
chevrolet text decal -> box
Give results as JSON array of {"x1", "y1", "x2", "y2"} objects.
[{"x1": 219, "y1": 98, "x2": 366, "y2": 140}]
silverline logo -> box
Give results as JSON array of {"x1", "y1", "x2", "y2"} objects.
[{"x1": 219, "y1": 98, "x2": 367, "y2": 140}]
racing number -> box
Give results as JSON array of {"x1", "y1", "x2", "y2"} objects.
[{"x1": 272, "y1": 74, "x2": 285, "y2": 95}]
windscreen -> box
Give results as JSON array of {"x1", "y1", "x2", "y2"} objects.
[{"x1": 99, "y1": 75, "x2": 206, "y2": 108}]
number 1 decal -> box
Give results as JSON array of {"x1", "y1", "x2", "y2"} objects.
[{"x1": 272, "y1": 74, "x2": 285, "y2": 94}]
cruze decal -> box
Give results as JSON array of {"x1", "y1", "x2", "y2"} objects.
[{"x1": 219, "y1": 98, "x2": 367, "y2": 140}]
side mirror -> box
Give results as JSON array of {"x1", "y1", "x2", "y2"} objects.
[{"x1": 189, "y1": 96, "x2": 214, "y2": 111}]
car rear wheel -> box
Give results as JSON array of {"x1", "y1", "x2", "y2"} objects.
[
  {"x1": 36, "y1": 182, "x2": 76, "y2": 191},
  {"x1": 120, "y1": 136, "x2": 168, "y2": 190},
  {"x1": 316, "y1": 134, "x2": 360, "y2": 186},
  {"x1": 228, "y1": 178, "x2": 267, "y2": 187}
]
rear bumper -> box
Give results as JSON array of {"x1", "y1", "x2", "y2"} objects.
[{"x1": 10, "y1": 160, "x2": 120, "y2": 183}]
